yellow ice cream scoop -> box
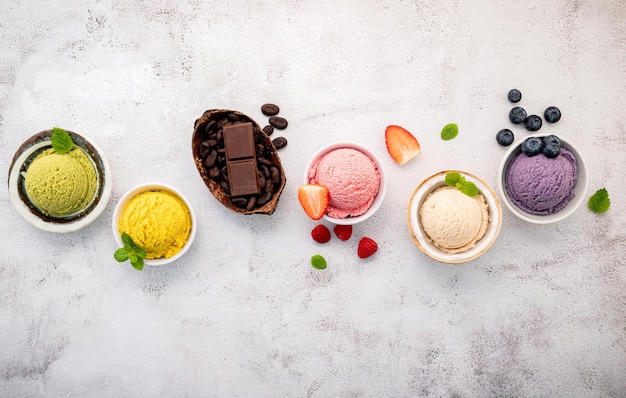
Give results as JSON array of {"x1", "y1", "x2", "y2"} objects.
[
  {"x1": 118, "y1": 190, "x2": 192, "y2": 259},
  {"x1": 24, "y1": 147, "x2": 98, "y2": 217}
]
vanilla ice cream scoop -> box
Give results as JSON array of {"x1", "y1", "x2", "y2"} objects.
[
  {"x1": 419, "y1": 186, "x2": 489, "y2": 254},
  {"x1": 308, "y1": 148, "x2": 380, "y2": 218},
  {"x1": 24, "y1": 147, "x2": 98, "y2": 217}
]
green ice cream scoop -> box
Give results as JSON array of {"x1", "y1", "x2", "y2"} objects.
[{"x1": 24, "y1": 147, "x2": 98, "y2": 217}]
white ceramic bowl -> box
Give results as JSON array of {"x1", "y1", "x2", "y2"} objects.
[
  {"x1": 497, "y1": 133, "x2": 588, "y2": 224},
  {"x1": 408, "y1": 170, "x2": 502, "y2": 264},
  {"x1": 112, "y1": 183, "x2": 197, "y2": 266},
  {"x1": 303, "y1": 141, "x2": 387, "y2": 225},
  {"x1": 7, "y1": 129, "x2": 112, "y2": 233}
]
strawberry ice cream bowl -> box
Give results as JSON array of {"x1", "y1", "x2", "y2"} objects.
[
  {"x1": 304, "y1": 142, "x2": 386, "y2": 225},
  {"x1": 497, "y1": 133, "x2": 588, "y2": 224}
]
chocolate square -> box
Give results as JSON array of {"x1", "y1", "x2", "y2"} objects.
[
  {"x1": 223, "y1": 122, "x2": 256, "y2": 160},
  {"x1": 227, "y1": 159, "x2": 260, "y2": 196}
]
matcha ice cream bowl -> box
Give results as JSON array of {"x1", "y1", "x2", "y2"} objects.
[
  {"x1": 8, "y1": 129, "x2": 112, "y2": 233},
  {"x1": 112, "y1": 183, "x2": 197, "y2": 267},
  {"x1": 408, "y1": 170, "x2": 502, "y2": 264}
]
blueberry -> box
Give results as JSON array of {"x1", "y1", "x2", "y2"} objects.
[
  {"x1": 509, "y1": 107, "x2": 527, "y2": 124},
  {"x1": 521, "y1": 137, "x2": 544, "y2": 156},
  {"x1": 525, "y1": 114, "x2": 542, "y2": 131},
  {"x1": 544, "y1": 106, "x2": 561, "y2": 123},
  {"x1": 508, "y1": 89, "x2": 522, "y2": 103},
  {"x1": 543, "y1": 144, "x2": 561, "y2": 158},
  {"x1": 496, "y1": 129, "x2": 514, "y2": 146},
  {"x1": 543, "y1": 134, "x2": 561, "y2": 147},
  {"x1": 542, "y1": 135, "x2": 561, "y2": 158}
]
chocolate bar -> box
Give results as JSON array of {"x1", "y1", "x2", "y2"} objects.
[{"x1": 223, "y1": 122, "x2": 260, "y2": 196}]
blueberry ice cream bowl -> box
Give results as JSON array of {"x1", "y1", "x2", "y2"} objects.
[{"x1": 497, "y1": 133, "x2": 588, "y2": 224}]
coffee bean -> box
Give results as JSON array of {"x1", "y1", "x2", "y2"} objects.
[
  {"x1": 257, "y1": 157, "x2": 273, "y2": 167},
  {"x1": 220, "y1": 181, "x2": 230, "y2": 195},
  {"x1": 246, "y1": 196, "x2": 257, "y2": 211},
  {"x1": 257, "y1": 191, "x2": 273, "y2": 206},
  {"x1": 218, "y1": 118, "x2": 230, "y2": 127},
  {"x1": 199, "y1": 141, "x2": 212, "y2": 158},
  {"x1": 272, "y1": 137, "x2": 287, "y2": 149},
  {"x1": 265, "y1": 179, "x2": 273, "y2": 194},
  {"x1": 263, "y1": 125, "x2": 274, "y2": 136},
  {"x1": 227, "y1": 113, "x2": 240, "y2": 121},
  {"x1": 269, "y1": 116, "x2": 288, "y2": 129},
  {"x1": 261, "y1": 165, "x2": 271, "y2": 178},
  {"x1": 257, "y1": 172, "x2": 266, "y2": 190},
  {"x1": 256, "y1": 144, "x2": 266, "y2": 155},
  {"x1": 209, "y1": 167, "x2": 221, "y2": 179},
  {"x1": 204, "y1": 150, "x2": 218, "y2": 168},
  {"x1": 204, "y1": 120, "x2": 216, "y2": 135},
  {"x1": 232, "y1": 197, "x2": 247, "y2": 208},
  {"x1": 271, "y1": 166, "x2": 280, "y2": 184},
  {"x1": 216, "y1": 129, "x2": 224, "y2": 144},
  {"x1": 261, "y1": 104, "x2": 280, "y2": 116}
]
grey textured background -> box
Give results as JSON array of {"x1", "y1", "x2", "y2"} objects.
[{"x1": 1, "y1": 0, "x2": 625, "y2": 397}]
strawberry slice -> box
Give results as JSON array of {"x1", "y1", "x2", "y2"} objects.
[
  {"x1": 298, "y1": 184, "x2": 329, "y2": 220},
  {"x1": 385, "y1": 125, "x2": 421, "y2": 165}
]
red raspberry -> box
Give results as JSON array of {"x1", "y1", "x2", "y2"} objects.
[
  {"x1": 357, "y1": 237, "x2": 378, "y2": 259},
  {"x1": 311, "y1": 225, "x2": 331, "y2": 244},
  {"x1": 333, "y1": 224, "x2": 352, "y2": 241}
]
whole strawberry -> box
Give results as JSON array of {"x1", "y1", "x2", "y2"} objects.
[
  {"x1": 311, "y1": 225, "x2": 331, "y2": 244},
  {"x1": 357, "y1": 237, "x2": 378, "y2": 259}
]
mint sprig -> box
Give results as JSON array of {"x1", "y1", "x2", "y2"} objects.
[
  {"x1": 114, "y1": 232, "x2": 147, "y2": 271},
  {"x1": 441, "y1": 123, "x2": 459, "y2": 141},
  {"x1": 588, "y1": 188, "x2": 610, "y2": 214},
  {"x1": 445, "y1": 172, "x2": 479, "y2": 197},
  {"x1": 311, "y1": 254, "x2": 327, "y2": 270},
  {"x1": 50, "y1": 127, "x2": 74, "y2": 153}
]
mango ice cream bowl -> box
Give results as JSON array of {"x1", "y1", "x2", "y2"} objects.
[
  {"x1": 112, "y1": 183, "x2": 197, "y2": 266},
  {"x1": 408, "y1": 170, "x2": 502, "y2": 264},
  {"x1": 304, "y1": 141, "x2": 387, "y2": 225},
  {"x1": 7, "y1": 129, "x2": 112, "y2": 233},
  {"x1": 497, "y1": 133, "x2": 588, "y2": 224}
]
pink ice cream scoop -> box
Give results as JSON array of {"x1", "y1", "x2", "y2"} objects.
[
  {"x1": 505, "y1": 148, "x2": 577, "y2": 215},
  {"x1": 308, "y1": 148, "x2": 380, "y2": 219}
]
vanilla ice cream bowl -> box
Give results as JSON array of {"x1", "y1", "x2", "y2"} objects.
[
  {"x1": 408, "y1": 170, "x2": 502, "y2": 264},
  {"x1": 497, "y1": 133, "x2": 588, "y2": 224},
  {"x1": 304, "y1": 141, "x2": 387, "y2": 225},
  {"x1": 112, "y1": 183, "x2": 197, "y2": 266},
  {"x1": 7, "y1": 129, "x2": 112, "y2": 233}
]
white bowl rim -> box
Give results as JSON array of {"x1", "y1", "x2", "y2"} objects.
[
  {"x1": 112, "y1": 182, "x2": 197, "y2": 266},
  {"x1": 407, "y1": 170, "x2": 502, "y2": 264},
  {"x1": 496, "y1": 133, "x2": 588, "y2": 224},
  {"x1": 303, "y1": 141, "x2": 387, "y2": 225},
  {"x1": 7, "y1": 132, "x2": 112, "y2": 233}
]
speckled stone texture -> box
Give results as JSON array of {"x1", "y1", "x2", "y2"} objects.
[{"x1": 1, "y1": 1, "x2": 625, "y2": 397}]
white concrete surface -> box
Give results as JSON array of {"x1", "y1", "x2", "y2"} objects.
[{"x1": 1, "y1": 1, "x2": 625, "y2": 396}]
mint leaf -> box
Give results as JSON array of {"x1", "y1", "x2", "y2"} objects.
[
  {"x1": 445, "y1": 172, "x2": 479, "y2": 197},
  {"x1": 114, "y1": 248, "x2": 129, "y2": 262},
  {"x1": 115, "y1": 232, "x2": 147, "y2": 271},
  {"x1": 50, "y1": 127, "x2": 73, "y2": 153},
  {"x1": 459, "y1": 181, "x2": 479, "y2": 197},
  {"x1": 311, "y1": 254, "x2": 327, "y2": 270},
  {"x1": 441, "y1": 123, "x2": 459, "y2": 141},
  {"x1": 121, "y1": 232, "x2": 135, "y2": 247},
  {"x1": 131, "y1": 257, "x2": 144, "y2": 271},
  {"x1": 445, "y1": 172, "x2": 462, "y2": 186},
  {"x1": 588, "y1": 188, "x2": 610, "y2": 214}
]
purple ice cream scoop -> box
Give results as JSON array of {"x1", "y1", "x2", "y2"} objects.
[{"x1": 505, "y1": 148, "x2": 577, "y2": 215}]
